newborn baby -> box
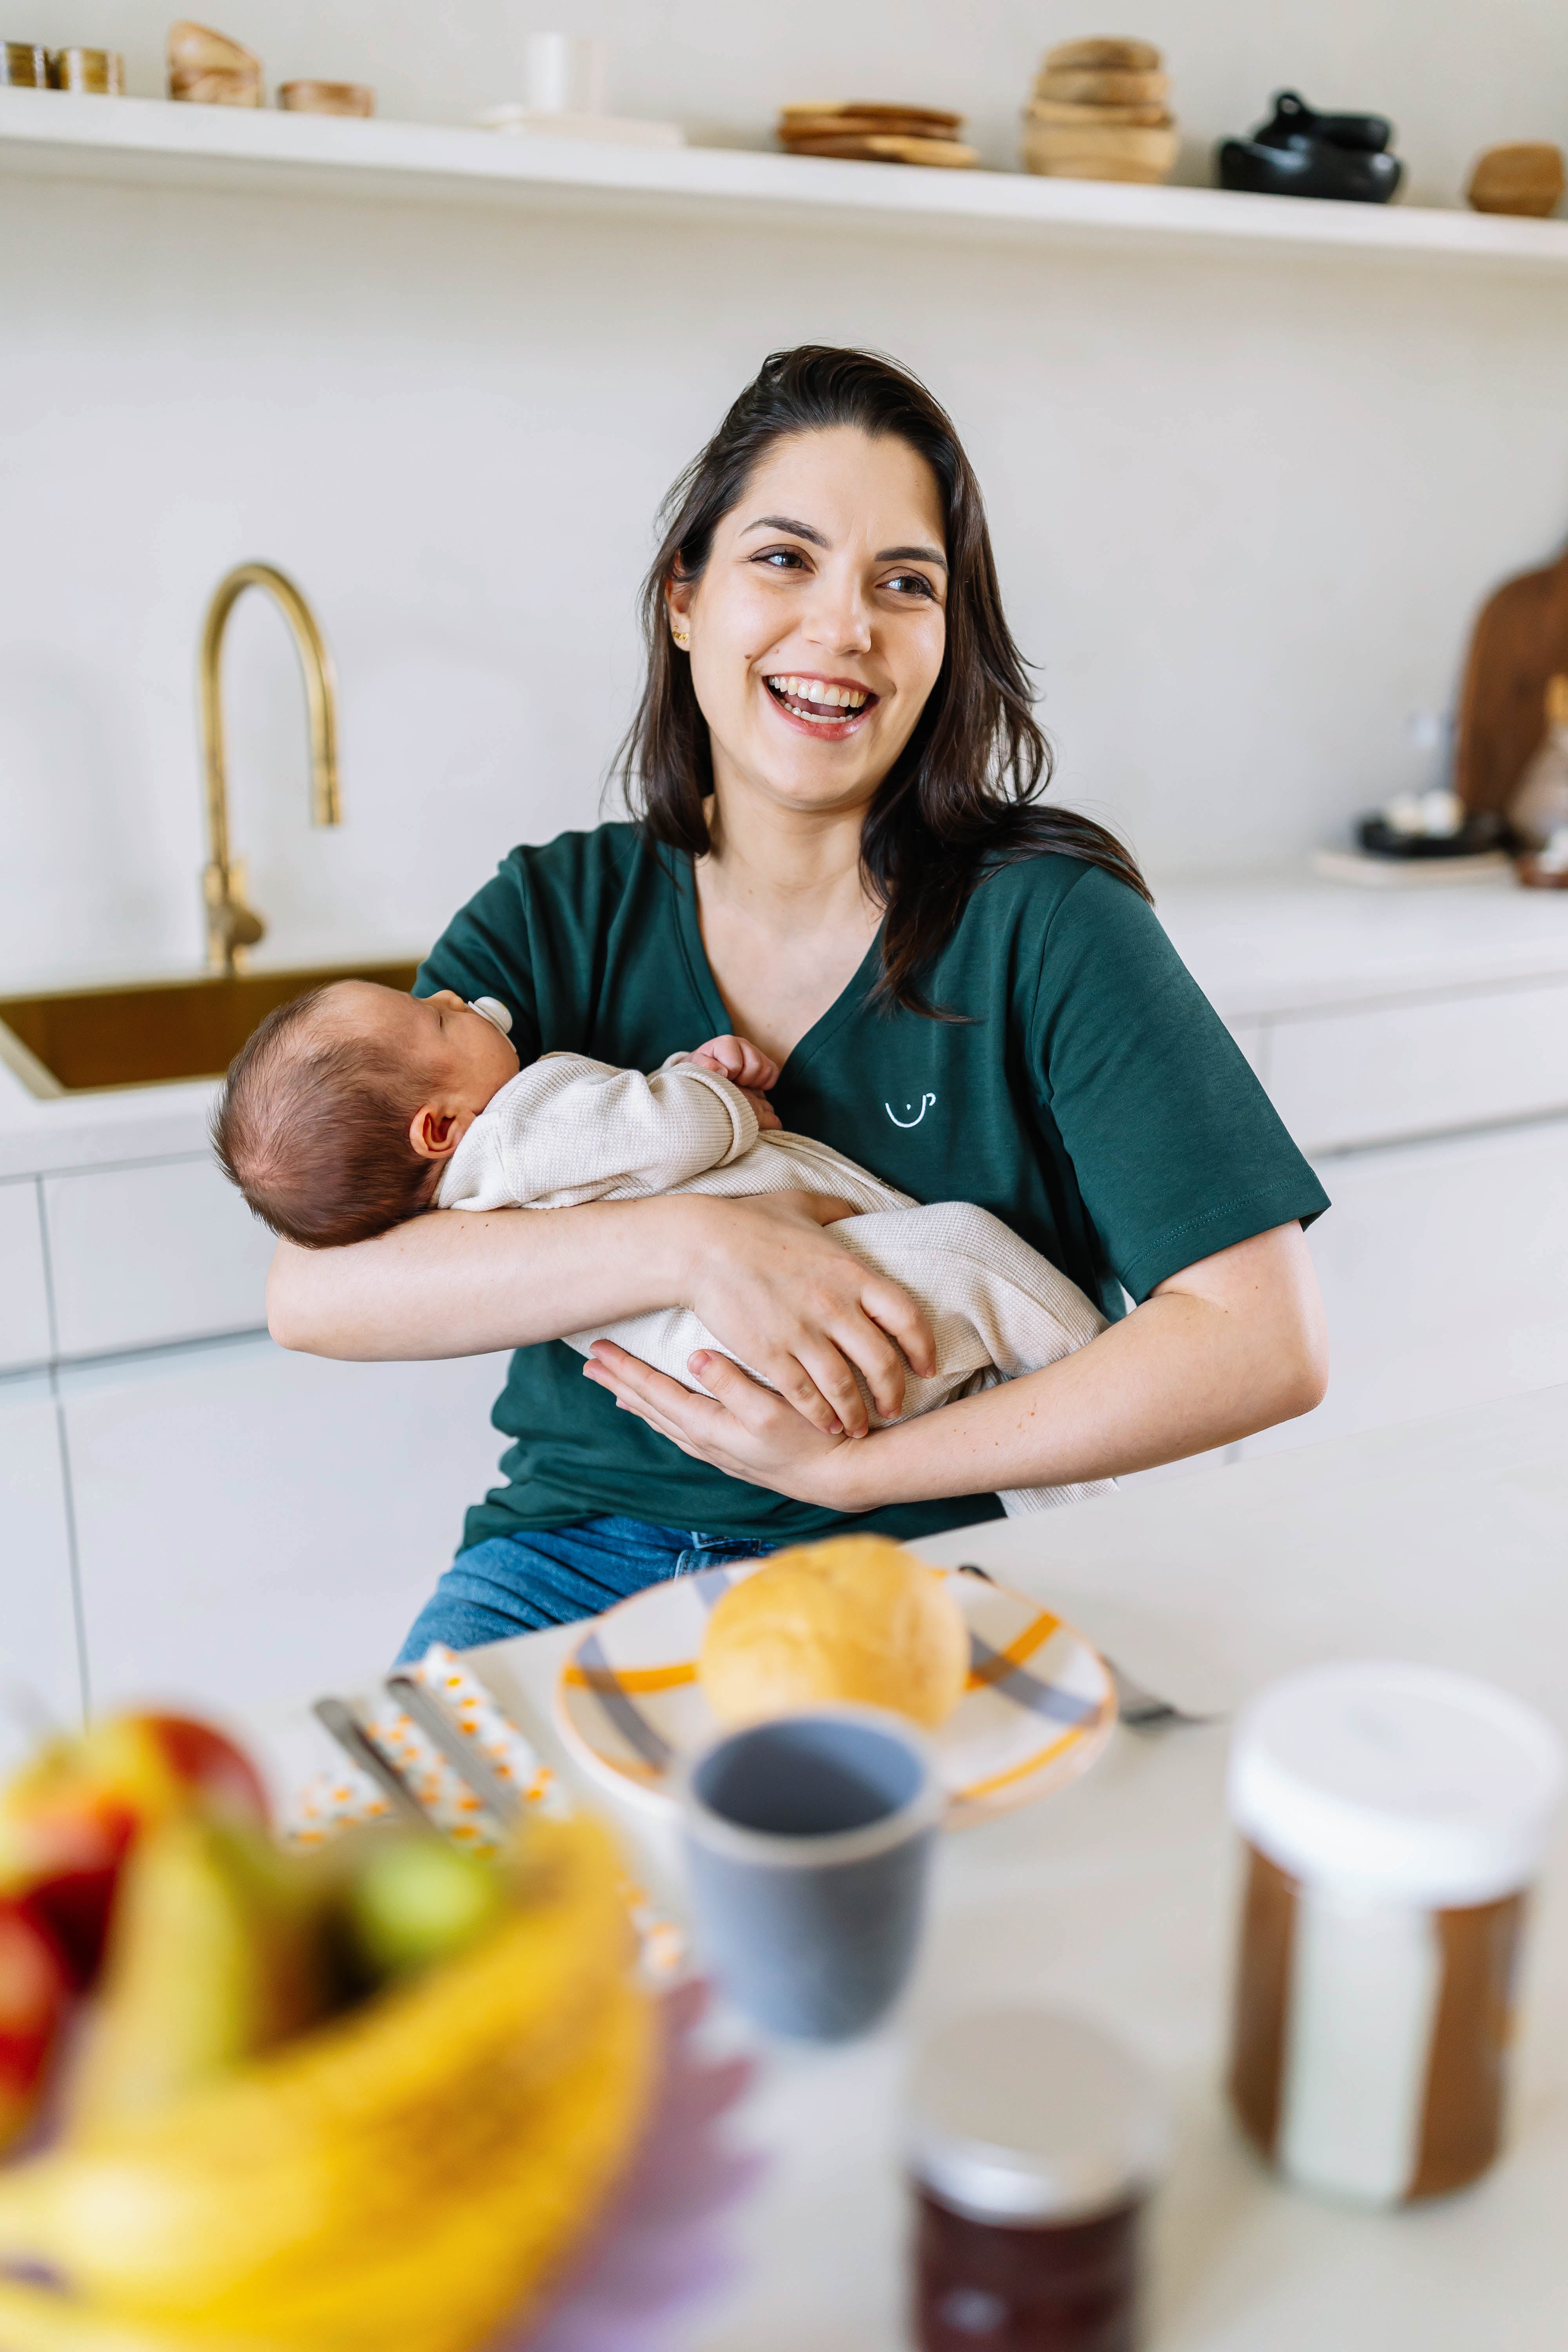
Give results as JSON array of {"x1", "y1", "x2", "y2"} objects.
[{"x1": 212, "y1": 980, "x2": 1111, "y2": 1514}]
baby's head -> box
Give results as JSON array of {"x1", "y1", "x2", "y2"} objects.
[{"x1": 212, "y1": 980, "x2": 519, "y2": 1248}]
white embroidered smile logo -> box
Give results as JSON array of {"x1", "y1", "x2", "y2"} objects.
[{"x1": 885, "y1": 1092, "x2": 936, "y2": 1129}]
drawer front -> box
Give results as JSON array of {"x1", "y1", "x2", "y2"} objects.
[
  {"x1": 44, "y1": 1155, "x2": 274, "y2": 1359},
  {"x1": 0, "y1": 1178, "x2": 51, "y2": 1372},
  {"x1": 1266, "y1": 980, "x2": 1568, "y2": 1154}
]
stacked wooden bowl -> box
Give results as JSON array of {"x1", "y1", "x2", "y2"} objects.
[
  {"x1": 1022, "y1": 37, "x2": 1178, "y2": 183},
  {"x1": 168, "y1": 19, "x2": 261, "y2": 106},
  {"x1": 777, "y1": 103, "x2": 978, "y2": 170}
]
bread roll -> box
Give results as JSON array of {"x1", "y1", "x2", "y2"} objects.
[{"x1": 698, "y1": 1536, "x2": 970, "y2": 1731}]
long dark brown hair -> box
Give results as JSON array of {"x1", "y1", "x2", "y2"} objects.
[{"x1": 617, "y1": 345, "x2": 1149, "y2": 1016}]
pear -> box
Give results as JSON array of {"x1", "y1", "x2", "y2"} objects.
[{"x1": 67, "y1": 1811, "x2": 325, "y2": 2136}]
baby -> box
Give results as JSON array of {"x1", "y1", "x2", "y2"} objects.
[{"x1": 212, "y1": 980, "x2": 1111, "y2": 1514}]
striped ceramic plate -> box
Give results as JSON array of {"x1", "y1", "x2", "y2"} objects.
[{"x1": 554, "y1": 1562, "x2": 1116, "y2": 1826}]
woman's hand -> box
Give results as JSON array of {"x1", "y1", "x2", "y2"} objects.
[
  {"x1": 673, "y1": 1189, "x2": 935, "y2": 1438},
  {"x1": 582, "y1": 1342, "x2": 857, "y2": 1504}
]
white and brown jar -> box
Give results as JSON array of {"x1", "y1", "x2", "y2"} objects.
[{"x1": 1227, "y1": 1661, "x2": 1563, "y2": 2206}]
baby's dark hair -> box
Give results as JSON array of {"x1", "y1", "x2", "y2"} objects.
[{"x1": 211, "y1": 985, "x2": 439, "y2": 1249}]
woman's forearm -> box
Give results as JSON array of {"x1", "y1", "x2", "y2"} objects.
[
  {"x1": 267, "y1": 1199, "x2": 698, "y2": 1362},
  {"x1": 825, "y1": 1223, "x2": 1330, "y2": 1508}
]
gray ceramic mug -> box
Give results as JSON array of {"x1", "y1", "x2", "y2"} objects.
[{"x1": 679, "y1": 1707, "x2": 942, "y2": 2042}]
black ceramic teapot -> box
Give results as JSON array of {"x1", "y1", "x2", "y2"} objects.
[{"x1": 1218, "y1": 90, "x2": 1403, "y2": 203}]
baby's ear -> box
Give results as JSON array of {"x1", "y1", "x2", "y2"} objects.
[{"x1": 409, "y1": 1106, "x2": 461, "y2": 1161}]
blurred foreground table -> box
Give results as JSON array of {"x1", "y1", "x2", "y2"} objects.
[{"x1": 265, "y1": 1383, "x2": 1568, "y2": 2350}]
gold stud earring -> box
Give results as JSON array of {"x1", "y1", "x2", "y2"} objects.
[{"x1": 670, "y1": 621, "x2": 691, "y2": 651}]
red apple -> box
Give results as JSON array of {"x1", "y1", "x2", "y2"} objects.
[
  {"x1": 0, "y1": 1898, "x2": 70, "y2": 2152},
  {"x1": 0, "y1": 1714, "x2": 269, "y2": 1984}
]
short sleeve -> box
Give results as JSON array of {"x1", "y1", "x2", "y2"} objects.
[
  {"x1": 1030, "y1": 866, "x2": 1329, "y2": 1302},
  {"x1": 415, "y1": 856, "x2": 544, "y2": 1064}
]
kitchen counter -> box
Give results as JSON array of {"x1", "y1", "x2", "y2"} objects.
[
  {"x1": 3, "y1": 870, "x2": 1564, "y2": 1180},
  {"x1": 253, "y1": 1380, "x2": 1568, "y2": 2352},
  {"x1": 1154, "y1": 864, "x2": 1568, "y2": 1022}
]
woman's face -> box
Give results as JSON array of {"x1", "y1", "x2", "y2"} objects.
[{"x1": 672, "y1": 426, "x2": 949, "y2": 822}]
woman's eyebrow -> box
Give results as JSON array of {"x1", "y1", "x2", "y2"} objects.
[
  {"x1": 877, "y1": 544, "x2": 948, "y2": 569},
  {"x1": 742, "y1": 513, "x2": 829, "y2": 547}
]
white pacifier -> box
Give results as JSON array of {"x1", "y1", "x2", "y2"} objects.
[{"x1": 469, "y1": 996, "x2": 513, "y2": 1036}]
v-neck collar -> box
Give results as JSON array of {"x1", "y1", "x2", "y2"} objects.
[{"x1": 665, "y1": 846, "x2": 886, "y2": 1079}]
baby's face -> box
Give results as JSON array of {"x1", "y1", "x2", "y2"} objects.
[{"x1": 324, "y1": 981, "x2": 519, "y2": 1112}]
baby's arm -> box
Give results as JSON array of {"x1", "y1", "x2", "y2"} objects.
[{"x1": 438, "y1": 1052, "x2": 764, "y2": 1213}]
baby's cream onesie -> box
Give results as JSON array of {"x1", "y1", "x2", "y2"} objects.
[{"x1": 437, "y1": 1053, "x2": 1111, "y2": 1514}]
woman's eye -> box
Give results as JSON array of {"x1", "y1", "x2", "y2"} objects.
[
  {"x1": 885, "y1": 571, "x2": 936, "y2": 599},
  {"x1": 755, "y1": 547, "x2": 808, "y2": 572}
]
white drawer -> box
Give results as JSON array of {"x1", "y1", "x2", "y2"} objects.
[
  {"x1": 1265, "y1": 980, "x2": 1568, "y2": 1154},
  {"x1": 0, "y1": 1179, "x2": 51, "y2": 1372},
  {"x1": 44, "y1": 1155, "x2": 274, "y2": 1360}
]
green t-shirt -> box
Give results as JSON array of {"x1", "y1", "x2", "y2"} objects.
[{"x1": 417, "y1": 823, "x2": 1328, "y2": 1552}]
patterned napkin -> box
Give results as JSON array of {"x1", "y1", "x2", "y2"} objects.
[{"x1": 292, "y1": 1643, "x2": 685, "y2": 1981}]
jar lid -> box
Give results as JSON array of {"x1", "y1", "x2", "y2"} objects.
[
  {"x1": 1229, "y1": 1661, "x2": 1564, "y2": 1906},
  {"x1": 906, "y1": 2008, "x2": 1168, "y2": 2226}
]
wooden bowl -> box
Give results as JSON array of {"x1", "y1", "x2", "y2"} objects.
[
  {"x1": 1467, "y1": 143, "x2": 1564, "y2": 218},
  {"x1": 1024, "y1": 120, "x2": 1180, "y2": 182},
  {"x1": 1042, "y1": 37, "x2": 1161, "y2": 74},
  {"x1": 1027, "y1": 95, "x2": 1171, "y2": 129},
  {"x1": 1035, "y1": 65, "x2": 1169, "y2": 107},
  {"x1": 279, "y1": 79, "x2": 375, "y2": 118},
  {"x1": 168, "y1": 20, "x2": 262, "y2": 106}
]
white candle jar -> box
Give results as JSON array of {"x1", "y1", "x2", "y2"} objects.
[{"x1": 1227, "y1": 1661, "x2": 1563, "y2": 2206}]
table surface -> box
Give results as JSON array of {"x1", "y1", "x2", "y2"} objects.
[{"x1": 262, "y1": 1382, "x2": 1568, "y2": 2351}]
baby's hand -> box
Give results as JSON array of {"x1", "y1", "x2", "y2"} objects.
[
  {"x1": 684, "y1": 1034, "x2": 780, "y2": 1091},
  {"x1": 681, "y1": 1034, "x2": 782, "y2": 1131}
]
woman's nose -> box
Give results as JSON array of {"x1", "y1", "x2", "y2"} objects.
[{"x1": 802, "y1": 568, "x2": 873, "y2": 654}]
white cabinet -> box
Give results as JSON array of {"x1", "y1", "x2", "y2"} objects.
[
  {"x1": 62, "y1": 1335, "x2": 513, "y2": 1720},
  {"x1": 44, "y1": 1155, "x2": 274, "y2": 1359},
  {"x1": 0, "y1": 1179, "x2": 51, "y2": 1372},
  {"x1": 1263, "y1": 978, "x2": 1568, "y2": 1156},
  {"x1": 1239, "y1": 1116, "x2": 1568, "y2": 1461},
  {"x1": 0, "y1": 1371, "x2": 82, "y2": 1767}
]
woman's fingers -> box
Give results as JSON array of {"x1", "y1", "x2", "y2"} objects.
[
  {"x1": 860, "y1": 1272, "x2": 938, "y2": 1381},
  {"x1": 584, "y1": 1344, "x2": 726, "y2": 1443}
]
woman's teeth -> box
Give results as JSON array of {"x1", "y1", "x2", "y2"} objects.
[{"x1": 764, "y1": 675, "x2": 871, "y2": 722}]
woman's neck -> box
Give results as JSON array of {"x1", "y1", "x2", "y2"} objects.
[{"x1": 692, "y1": 784, "x2": 883, "y2": 1066}]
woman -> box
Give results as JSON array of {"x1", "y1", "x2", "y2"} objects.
[{"x1": 269, "y1": 347, "x2": 1329, "y2": 1651}]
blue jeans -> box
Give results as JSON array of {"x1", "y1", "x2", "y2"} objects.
[{"x1": 395, "y1": 1515, "x2": 777, "y2": 1662}]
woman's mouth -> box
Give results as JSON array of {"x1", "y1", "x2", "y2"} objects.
[{"x1": 762, "y1": 673, "x2": 878, "y2": 737}]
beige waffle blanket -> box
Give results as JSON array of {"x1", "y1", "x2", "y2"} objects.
[{"x1": 438, "y1": 1054, "x2": 1111, "y2": 1514}]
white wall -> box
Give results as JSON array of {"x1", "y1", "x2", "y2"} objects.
[{"x1": 4, "y1": 2, "x2": 1568, "y2": 987}]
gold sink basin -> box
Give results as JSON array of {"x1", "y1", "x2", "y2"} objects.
[{"x1": 0, "y1": 960, "x2": 422, "y2": 1098}]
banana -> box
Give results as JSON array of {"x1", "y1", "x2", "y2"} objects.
[
  {"x1": 0, "y1": 2280, "x2": 272, "y2": 2352},
  {"x1": 69, "y1": 1815, "x2": 325, "y2": 2134},
  {"x1": 0, "y1": 1817, "x2": 655, "y2": 2350}
]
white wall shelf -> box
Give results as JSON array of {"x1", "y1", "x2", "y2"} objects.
[{"x1": 6, "y1": 87, "x2": 1568, "y2": 274}]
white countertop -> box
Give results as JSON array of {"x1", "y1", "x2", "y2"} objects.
[
  {"x1": 252, "y1": 1383, "x2": 1568, "y2": 2352},
  {"x1": 1154, "y1": 866, "x2": 1568, "y2": 1023},
  {"x1": 4, "y1": 870, "x2": 1566, "y2": 1180}
]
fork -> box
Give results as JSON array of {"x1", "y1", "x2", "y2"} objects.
[{"x1": 954, "y1": 1564, "x2": 1216, "y2": 1733}]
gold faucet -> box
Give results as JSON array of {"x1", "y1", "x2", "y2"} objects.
[{"x1": 199, "y1": 562, "x2": 342, "y2": 975}]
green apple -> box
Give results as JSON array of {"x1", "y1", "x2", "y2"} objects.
[{"x1": 344, "y1": 1835, "x2": 506, "y2": 1982}]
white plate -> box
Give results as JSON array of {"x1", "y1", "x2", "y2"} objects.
[{"x1": 554, "y1": 1561, "x2": 1116, "y2": 1827}]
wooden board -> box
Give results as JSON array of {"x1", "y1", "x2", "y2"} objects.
[
  {"x1": 1454, "y1": 546, "x2": 1568, "y2": 815},
  {"x1": 783, "y1": 133, "x2": 978, "y2": 168}
]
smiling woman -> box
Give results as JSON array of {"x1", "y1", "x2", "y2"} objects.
[{"x1": 265, "y1": 346, "x2": 1330, "y2": 1655}]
